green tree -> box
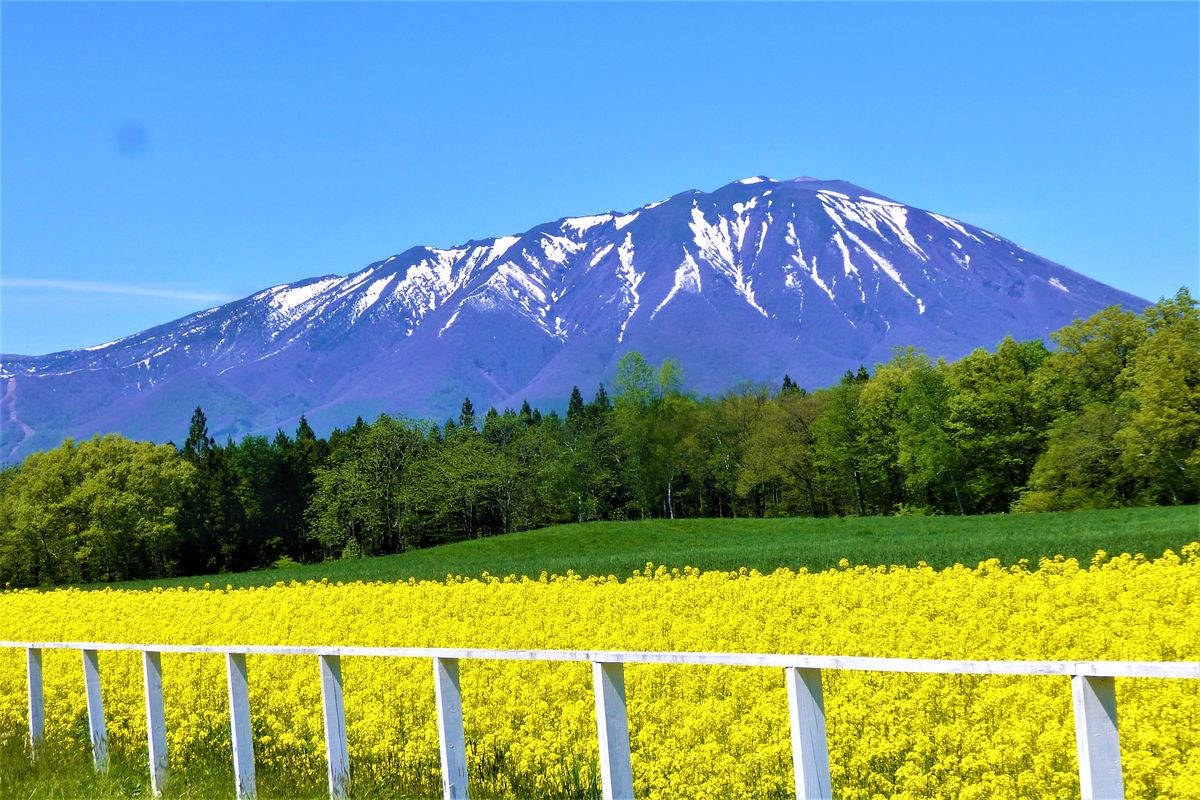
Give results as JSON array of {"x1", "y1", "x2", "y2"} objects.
[
  {"x1": 611, "y1": 353, "x2": 691, "y2": 518},
  {"x1": 551, "y1": 384, "x2": 620, "y2": 523},
  {"x1": 1016, "y1": 405, "x2": 1126, "y2": 511},
  {"x1": 1115, "y1": 289, "x2": 1200, "y2": 504},
  {"x1": 309, "y1": 416, "x2": 426, "y2": 558},
  {"x1": 459, "y1": 397, "x2": 477, "y2": 431},
  {"x1": 1033, "y1": 305, "x2": 1147, "y2": 415},
  {"x1": 0, "y1": 436, "x2": 194, "y2": 586},
  {"x1": 183, "y1": 406, "x2": 213, "y2": 461},
  {"x1": 946, "y1": 337, "x2": 1051, "y2": 512},
  {"x1": 813, "y1": 371, "x2": 869, "y2": 515},
  {"x1": 272, "y1": 416, "x2": 328, "y2": 562},
  {"x1": 406, "y1": 429, "x2": 507, "y2": 539},
  {"x1": 856, "y1": 350, "x2": 928, "y2": 512},
  {"x1": 896, "y1": 358, "x2": 966, "y2": 513}
]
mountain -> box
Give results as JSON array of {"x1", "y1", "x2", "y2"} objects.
[{"x1": 1, "y1": 176, "x2": 1147, "y2": 462}]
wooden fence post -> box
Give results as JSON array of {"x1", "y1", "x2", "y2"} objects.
[
  {"x1": 320, "y1": 654, "x2": 350, "y2": 799},
  {"x1": 433, "y1": 657, "x2": 469, "y2": 799},
  {"x1": 1072, "y1": 674, "x2": 1124, "y2": 800},
  {"x1": 142, "y1": 650, "x2": 169, "y2": 796},
  {"x1": 82, "y1": 649, "x2": 109, "y2": 773},
  {"x1": 26, "y1": 647, "x2": 44, "y2": 757},
  {"x1": 785, "y1": 667, "x2": 832, "y2": 799},
  {"x1": 593, "y1": 661, "x2": 634, "y2": 800},
  {"x1": 226, "y1": 653, "x2": 257, "y2": 800}
]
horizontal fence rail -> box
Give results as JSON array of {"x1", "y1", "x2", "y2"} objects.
[{"x1": 3, "y1": 641, "x2": 1197, "y2": 800}]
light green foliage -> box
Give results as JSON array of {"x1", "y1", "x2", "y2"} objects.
[
  {"x1": 896, "y1": 358, "x2": 966, "y2": 513},
  {"x1": 1021, "y1": 288, "x2": 1199, "y2": 510},
  {"x1": 946, "y1": 337, "x2": 1050, "y2": 511},
  {"x1": 1115, "y1": 290, "x2": 1200, "y2": 504},
  {"x1": 856, "y1": 349, "x2": 927, "y2": 511},
  {"x1": 0, "y1": 435, "x2": 194, "y2": 585},
  {"x1": 613, "y1": 351, "x2": 656, "y2": 405},
  {"x1": 613, "y1": 353, "x2": 695, "y2": 518},
  {"x1": 1034, "y1": 305, "x2": 1147, "y2": 413},
  {"x1": 812, "y1": 370, "x2": 869, "y2": 515},
  {"x1": 1016, "y1": 405, "x2": 1125, "y2": 512}
]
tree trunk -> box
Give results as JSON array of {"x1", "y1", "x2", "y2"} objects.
[
  {"x1": 950, "y1": 472, "x2": 965, "y2": 515},
  {"x1": 853, "y1": 468, "x2": 866, "y2": 516}
]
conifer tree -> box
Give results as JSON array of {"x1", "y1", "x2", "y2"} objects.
[
  {"x1": 591, "y1": 384, "x2": 611, "y2": 414},
  {"x1": 567, "y1": 386, "x2": 586, "y2": 422},
  {"x1": 183, "y1": 407, "x2": 213, "y2": 462},
  {"x1": 459, "y1": 397, "x2": 476, "y2": 430}
]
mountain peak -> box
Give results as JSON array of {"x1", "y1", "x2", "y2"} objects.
[{"x1": 0, "y1": 177, "x2": 1147, "y2": 462}]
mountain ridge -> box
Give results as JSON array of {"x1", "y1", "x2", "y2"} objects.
[{"x1": 1, "y1": 176, "x2": 1147, "y2": 461}]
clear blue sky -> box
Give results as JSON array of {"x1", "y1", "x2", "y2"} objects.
[{"x1": 3, "y1": 2, "x2": 1197, "y2": 356}]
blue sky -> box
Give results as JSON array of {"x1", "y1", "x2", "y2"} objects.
[{"x1": 3, "y1": 2, "x2": 1197, "y2": 356}]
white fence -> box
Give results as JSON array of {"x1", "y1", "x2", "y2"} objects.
[{"x1": 4, "y1": 641, "x2": 1198, "y2": 800}]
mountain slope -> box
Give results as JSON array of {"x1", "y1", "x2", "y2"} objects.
[{"x1": 1, "y1": 176, "x2": 1147, "y2": 460}]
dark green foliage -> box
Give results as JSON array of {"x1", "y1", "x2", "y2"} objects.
[
  {"x1": 1, "y1": 291, "x2": 1196, "y2": 587},
  {"x1": 458, "y1": 396, "x2": 477, "y2": 430},
  {"x1": 591, "y1": 383, "x2": 611, "y2": 413},
  {"x1": 567, "y1": 386, "x2": 586, "y2": 421}
]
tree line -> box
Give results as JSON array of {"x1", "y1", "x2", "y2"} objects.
[{"x1": 1, "y1": 289, "x2": 1195, "y2": 587}]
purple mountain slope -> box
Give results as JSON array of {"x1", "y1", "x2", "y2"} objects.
[{"x1": 1, "y1": 176, "x2": 1147, "y2": 461}]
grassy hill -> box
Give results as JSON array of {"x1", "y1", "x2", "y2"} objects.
[{"x1": 105, "y1": 505, "x2": 1199, "y2": 591}]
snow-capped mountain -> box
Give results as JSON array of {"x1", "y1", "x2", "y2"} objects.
[{"x1": 1, "y1": 176, "x2": 1146, "y2": 461}]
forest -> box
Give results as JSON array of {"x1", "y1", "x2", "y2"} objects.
[{"x1": 0, "y1": 289, "x2": 1195, "y2": 587}]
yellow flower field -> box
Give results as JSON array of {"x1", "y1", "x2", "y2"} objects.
[{"x1": 1, "y1": 547, "x2": 1198, "y2": 798}]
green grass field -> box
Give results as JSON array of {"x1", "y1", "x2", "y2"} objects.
[
  {"x1": 0, "y1": 737, "x2": 436, "y2": 800},
  {"x1": 105, "y1": 505, "x2": 1199, "y2": 591}
]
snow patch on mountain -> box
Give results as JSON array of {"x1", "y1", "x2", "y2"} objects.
[
  {"x1": 838, "y1": 225, "x2": 918, "y2": 302},
  {"x1": 928, "y1": 212, "x2": 983, "y2": 244},
  {"x1": 539, "y1": 234, "x2": 585, "y2": 265},
  {"x1": 614, "y1": 211, "x2": 640, "y2": 230},
  {"x1": 263, "y1": 278, "x2": 343, "y2": 335},
  {"x1": 615, "y1": 233, "x2": 642, "y2": 343},
  {"x1": 438, "y1": 309, "x2": 461, "y2": 336},
  {"x1": 486, "y1": 236, "x2": 521, "y2": 265},
  {"x1": 689, "y1": 205, "x2": 767, "y2": 317},
  {"x1": 561, "y1": 215, "x2": 613, "y2": 235},
  {"x1": 820, "y1": 192, "x2": 928, "y2": 261},
  {"x1": 653, "y1": 251, "x2": 703, "y2": 319},
  {"x1": 589, "y1": 243, "x2": 614, "y2": 268},
  {"x1": 352, "y1": 275, "x2": 397, "y2": 322}
]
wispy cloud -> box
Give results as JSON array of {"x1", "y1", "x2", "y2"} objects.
[{"x1": 1, "y1": 278, "x2": 237, "y2": 303}]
